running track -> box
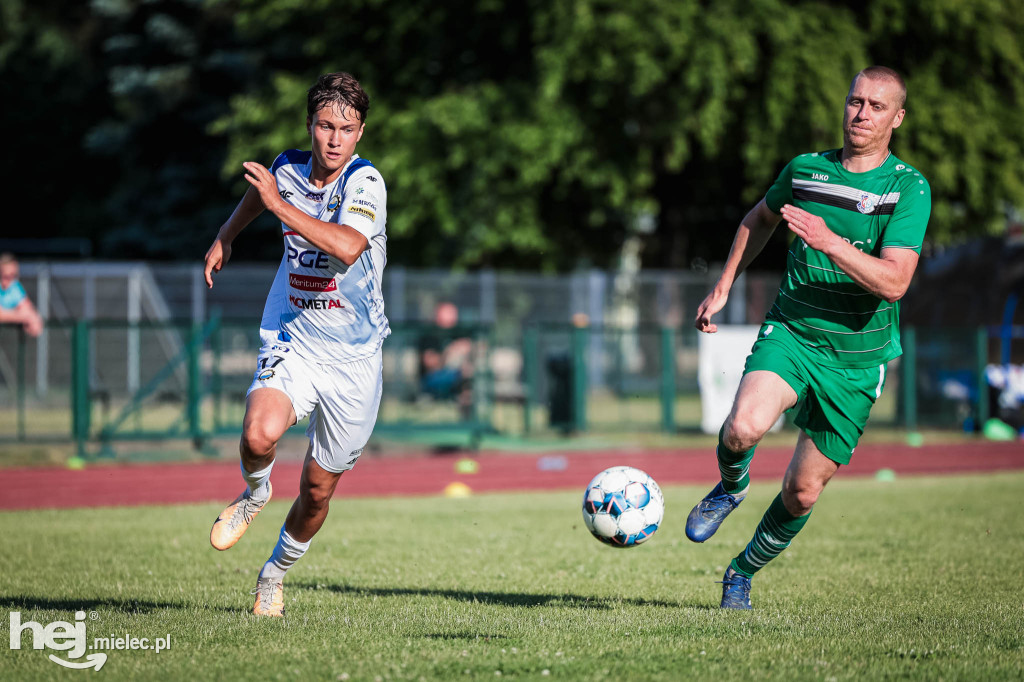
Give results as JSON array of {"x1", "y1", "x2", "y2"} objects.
[{"x1": 1, "y1": 441, "x2": 1021, "y2": 511}]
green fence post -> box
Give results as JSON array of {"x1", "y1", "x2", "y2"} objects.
[
  {"x1": 522, "y1": 327, "x2": 538, "y2": 434},
  {"x1": 187, "y1": 321, "x2": 203, "y2": 449},
  {"x1": 71, "y1": 320, "x2": 91, "y2": 456},
  {"x1": 132, "y1": 320, "x2": 142, "y2": 433},
  {"x1": 903, "y1": 326, "x2": 917, "y2": 431},
  {"x1": 977, "y1": 326, "x2": 989, "y2": 426},
  {"x1": 660, "y1": 327, "x2": 676, "y2": 433},
  {"x1": 471, "y1": 327, "x2": 487, "y2": 430},
  {"x1": 211, "y1": 315, "x2": 223, "y2": 432},
  {"x1": 612, "y1": 328, "x2": 624, "y2": 395},
  {"x1": 572, "y1": 325, "x2": 588, "y2": 432},
  {"x1": 16, "y1": 329, "x2": 26, "y2": 440}
]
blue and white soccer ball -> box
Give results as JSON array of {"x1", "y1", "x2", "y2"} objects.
[{"x1": 582, "y1": 466, "x2": 665, "y2": 547}]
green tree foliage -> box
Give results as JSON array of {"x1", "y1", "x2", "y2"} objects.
[
  {"x1": 0, "y1": 0, "x2": 115, "y2": 247},
  {"x1": 219, "y1": 0, "x2": 1024, "y2": 269},
  {"x1": 3, "y1": 0, "x2": 1023, "y2": 267},
  {"x1": 82, "y1": 0, "x2": 260, "y2": 258},
  {"x1": 863, "y1": 0, "x2": 1024, "y2": 242},
  {"x1": 0, "y1": 0, "x2": 259, "y2": 259}
]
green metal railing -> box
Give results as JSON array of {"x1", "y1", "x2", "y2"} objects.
[
  {"x1": 903, "y1": 327, "x2": 918, "y2": 432},
  {"x1": 0, "y1": 321, "x2": 1001, "y2": 453},
  {"x1": 55, "y1": 319, "x2": 499, "y2": 455}
]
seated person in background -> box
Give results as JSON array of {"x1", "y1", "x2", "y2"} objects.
[
  {"x1": 418, "y1": 302, "x2": 474, "y2": 414},
  {"x1": 0, "y1": 253, "x2": 43, "y2": 337}
]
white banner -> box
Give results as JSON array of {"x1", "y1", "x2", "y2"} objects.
[{"x1": 697, "y1": 325, "x2": 783, "y2": 434}]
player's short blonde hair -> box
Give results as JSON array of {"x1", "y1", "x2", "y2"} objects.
[{"x1": 852, "y1": 66, "x2": 907, "y2": 109}]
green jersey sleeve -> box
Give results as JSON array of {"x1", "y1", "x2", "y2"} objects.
[
  {"x1": 764, "y1": 159, "x2": 795, "y2": 213},
  {"x1": 880, "y1": 173, "x2": 931, "y2": 254}
]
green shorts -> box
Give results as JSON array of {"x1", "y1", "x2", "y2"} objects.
[{"x1": 743, "y1": 322, "x2": 888, "y2": 465}]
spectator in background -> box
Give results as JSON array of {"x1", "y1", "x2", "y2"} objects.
[
  {"x1": 0, "y1": 253, "x2": 43, "y2": 337},
  {"x1": 418, "y1": 301, "x2": 474, "y2": 417}
]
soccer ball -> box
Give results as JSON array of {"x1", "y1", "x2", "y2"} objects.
[{"x1": 582, "y1": 466, "x2": 665, "y2": 547}]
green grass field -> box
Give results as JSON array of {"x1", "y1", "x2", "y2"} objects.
[{"x1": 2, "y1": 473, "x2": 1022, "y2": 681}]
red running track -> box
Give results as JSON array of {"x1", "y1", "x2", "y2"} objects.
[{"x1": 1, "y1": 441, "x2": 1022, "y2": 511}]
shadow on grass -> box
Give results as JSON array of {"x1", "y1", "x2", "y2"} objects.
[
  {"x1": 291, "y1": 580, "x2": 711, "y2": 610},
  {"x1": 0, "y1": 595, "x2": 237, "y2": 614}
]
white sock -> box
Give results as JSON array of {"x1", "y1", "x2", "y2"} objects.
[
  {"x1": 259, "y1": 526, "x2": 310, "y2": 580},
  {"x1": 241, "y1": 460, "x2": 273, "y2": 501},
  {"x1": 730, "y1": 484, "x2": 750, "y2": 502}
]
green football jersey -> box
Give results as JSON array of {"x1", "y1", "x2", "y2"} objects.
[{"x1": 763, "y1": 149, "x2": 931, "y2": 368}]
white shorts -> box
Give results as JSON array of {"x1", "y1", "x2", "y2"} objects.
[{"x1": 246, "y1": 343, "x2": 383, "y2": 474}]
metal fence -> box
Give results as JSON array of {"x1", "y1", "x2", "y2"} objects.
[
  {"x1": 14, "y1": 260, "x2": 772, "y2": 324},
  {"x1": 0, "y1": 317, "x2": 998, "y2": 455},
  {"x1": 0, "y1": 261, "x2": 1013, "y2": 453}
]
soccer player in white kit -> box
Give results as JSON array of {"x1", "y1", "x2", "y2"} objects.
[{"x1": 202, "y1": 72, "x2": 389, "y2": 617}]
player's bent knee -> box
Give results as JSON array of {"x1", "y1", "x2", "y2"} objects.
[
  {"x1": 781, "y1": 484, "x2": 820, "y2": 517},
  {"x1": 240, "y1": 424, "x2": 279, "y2": 460},
  {"x1": 723, "y1": 415, "x2": 768, "y2": 453}
]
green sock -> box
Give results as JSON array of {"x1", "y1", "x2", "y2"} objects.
[
  {"x1": 732, "y1": 493, "x2": 811, "y2": 577},
  {"x1": 717, "y1": 425, "x2": 754, "y2": 496}
]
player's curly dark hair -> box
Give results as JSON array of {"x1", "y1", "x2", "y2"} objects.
[{"x1": 307, "y1": 72, "x2": 369, "y2": 123}]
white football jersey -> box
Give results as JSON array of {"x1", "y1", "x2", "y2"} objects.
[{"x1": 258, "y1": 151, "x2": 390, "y2": 363}]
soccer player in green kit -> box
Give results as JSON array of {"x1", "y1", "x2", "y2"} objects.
[{"x1": 686, "y1": 66, "x2": 931, "y2": 609}]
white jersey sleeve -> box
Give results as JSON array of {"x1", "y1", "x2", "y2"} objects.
[{"x1": 337, "y1": 167, "x2": 386, "y2": 241}]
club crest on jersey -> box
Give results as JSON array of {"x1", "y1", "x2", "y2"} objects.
[
  {"x1": 326, "y1": 195, "x2": 342, "y2": 212},
  {"x1": 856, "y1": 192, "x2": 878, "y2": 214}
]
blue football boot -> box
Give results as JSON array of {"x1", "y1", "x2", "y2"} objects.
[
  {"x1": 718, "y1": 567, "x2": 753, "y2": 610},
  {"x1": 685, "y1": 482, "x2": 744, "y2": 542}
]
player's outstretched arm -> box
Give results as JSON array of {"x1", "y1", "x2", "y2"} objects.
[
  {"x1": 242, "y1": 161, "x2": 369, "y2": 266},
  {"x1": 780, "y1": 204, "x2": 919, "y2": 303},
  {"x1": 695, "y1": 199, "x2": 782, "y2": 333},
  {"x1": 204, "y1": 185, "x2": 266, "y2": 288}
]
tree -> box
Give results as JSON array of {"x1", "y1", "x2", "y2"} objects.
[
  {"x1": 219, "y1": 0, "x2": 1024, "y2": 270},
  {"x1": 863, "y1": 0, "x2": 1024, "y2": 242},
  {"x1": 0, "y1": 0, "x2": 261, "y2": 259},
  {"x1": 84, "y1": 0, "x2": 260, "y2": 258},
  {"x1": 5, "y1": 0, "x2": 1023, "y2": 267},
  {"x1": 0, "y1": 0, "x2": 114, "y2": 247}
]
